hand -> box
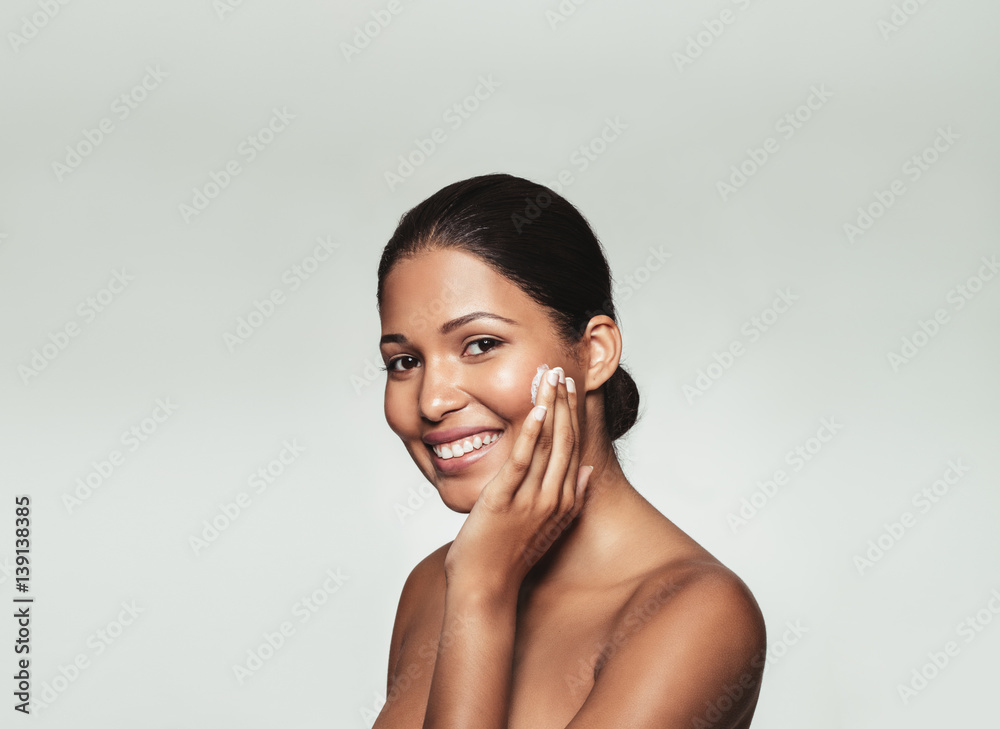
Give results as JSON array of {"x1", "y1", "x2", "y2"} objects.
[{"x1": 443, "y1": 365, "x2": 595, "y2": 596}]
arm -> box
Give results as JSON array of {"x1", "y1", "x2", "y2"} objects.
[
  {"x1": 420, "y1": 577, "x2": 518, "y2": 729},
  {"x1": 421, "y1": 366, "x2": 591, "y2": 729}
]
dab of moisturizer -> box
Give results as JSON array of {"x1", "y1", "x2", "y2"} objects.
[{"x1": 530, "y1": 364, "x2": 551, "y2": 405}]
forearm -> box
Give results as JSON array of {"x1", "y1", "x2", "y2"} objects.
[{"x1": 422, "y1": 579, "x2": 518, "y2": 729}]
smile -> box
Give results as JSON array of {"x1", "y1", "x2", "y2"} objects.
[
  {"x1": 426, "y1": 430, "x2": 504, "y2": 473},
  {"x1": 430, "y1": 431, "x2": 501, "y2": 458}
]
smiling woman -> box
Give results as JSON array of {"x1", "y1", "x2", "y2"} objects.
[{"x1": 372, "y1": 173, "x2": 767, "y2": 729}]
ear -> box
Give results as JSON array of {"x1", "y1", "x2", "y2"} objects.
[{"x1": 580, "y1": 315, "x2": 622, "y2": 393}]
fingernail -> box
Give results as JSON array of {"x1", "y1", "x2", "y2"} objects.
[
  {"x1": 532, "y1": 405, "x2": 547, "y2": 421},
  {"x1": 565, "y1": 376, "x2": 575, "y2": 393},
  {"x1": 546, "y1": 369, "x2": 559, "y2": 386}
]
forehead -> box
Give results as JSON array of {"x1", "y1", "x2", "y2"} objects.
[{"x1": 380, "y1": 248, "x2": 533, "y2": 325}]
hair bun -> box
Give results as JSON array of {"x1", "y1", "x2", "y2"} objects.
[{"x1": 605, "y1": 365, "x2": 640, "y2": 442}]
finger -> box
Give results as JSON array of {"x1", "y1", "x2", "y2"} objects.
[
  {"x1": 560, "y1": 375, "x2": 582, "y2": 514},
  {"x1": 571, "y1": 466, "x2": 594, "y2": 519},
  {"x1": 565, "y1": 374, "x2": 580, "y2": 437},
  {"x1": 519, "y1": 365, "x2": 560, "y2": 500},
  {"x1": 532, "y1": 374, "x2": 583, "y2": 554},
  {"x1": 492, "y1": 401, "x2": 548, "y2": 503},
  {"x1": 544, "y1": 370, "x2": 576, "y2": 514}
]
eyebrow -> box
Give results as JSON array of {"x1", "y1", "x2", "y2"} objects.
[{"x1": 380, "y1": 311, "x2": 519, "y2": 346}]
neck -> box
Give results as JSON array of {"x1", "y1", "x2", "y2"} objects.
[{"x1": 521, "y1": 441, "x2": 645, "y2": 591}]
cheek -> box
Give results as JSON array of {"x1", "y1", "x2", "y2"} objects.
[
  {"x1": 383, "y1": 386, "x2": 412, "y2": 437},
  {"x1": 483, "y1": 362, "x2": 537, "y2": 423}
]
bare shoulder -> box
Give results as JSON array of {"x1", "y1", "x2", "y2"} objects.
[
  {"x1": 577, "y1": 558, "x2": 767, "y2": 728},
  {"x1": 616, "y1": 556, "x2": 765, "y2": 646},
  {"x1": 385, "y1": 541, "x2": 451, "y2": 679},
  {"x1": 373, "y1": 542, "x2": 452, "y2": 729},
  {"x1": 399, "y1": 540, "x2": 451, "y2": 609},
  {"x1": 620, "y1": 507, "x2": 767, "y2": 670}
]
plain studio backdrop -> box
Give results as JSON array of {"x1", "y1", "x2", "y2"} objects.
[{"x1": 1, "y1": 1, "x2": 998, "y2": 726}]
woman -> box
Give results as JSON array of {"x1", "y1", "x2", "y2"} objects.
[{"x1": 373, "y1": 173, "x2": 767, "y2": 729}]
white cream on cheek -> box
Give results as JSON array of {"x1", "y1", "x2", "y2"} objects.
[{"x1": 530, "y1": 363, "x2": 551, "y2": 405}]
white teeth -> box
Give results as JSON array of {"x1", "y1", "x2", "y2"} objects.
[{"x1": 432, "y1": 432, "x2": 499, "y2": 459}]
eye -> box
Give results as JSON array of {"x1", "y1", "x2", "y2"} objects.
[
  {"x1": 383, "y1": 356, "x2": 419, "y2": 373},
  {"x1": 465, "y1": 337, "x2": 501, "y2": 356},
  {"x1": 381, "y1": 338, "x2": 502, "y2": 374}
]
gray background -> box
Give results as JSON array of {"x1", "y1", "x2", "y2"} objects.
[{"x1": 1, "y1": 0, "x2": 998, "y2": 726}]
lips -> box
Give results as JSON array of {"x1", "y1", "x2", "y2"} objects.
[{"x1": 425, "y1": 429, "x2": 504, "y2": 474}]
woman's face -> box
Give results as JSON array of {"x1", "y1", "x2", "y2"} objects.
[{"x1": 379, "y1": 247, "x2": 581, "y2": 513}]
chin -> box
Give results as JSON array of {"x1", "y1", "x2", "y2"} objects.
[
  {"x1": 434, "y1": 480, "x2": 486, "y2": 514},
  {"x1": 417, "y1": 430, "x2": 513, "y2": 512}
]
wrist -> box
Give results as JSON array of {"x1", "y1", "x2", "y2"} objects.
[{"x1": 444, "y1": 572, "x2": 519, "y2": 611}]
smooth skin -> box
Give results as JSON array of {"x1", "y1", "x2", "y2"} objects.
[{"x1": 375, "y1": 247, "x2": 766, "y2": 729}]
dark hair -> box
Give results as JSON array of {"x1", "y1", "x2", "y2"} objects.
[{"x1": 376, "y1": 173, "x2": 641, "y2": 445}]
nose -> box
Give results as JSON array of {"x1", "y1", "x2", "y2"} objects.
[{"x1": 418, "y1": 358, "x2": 468, "y2": 422}]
